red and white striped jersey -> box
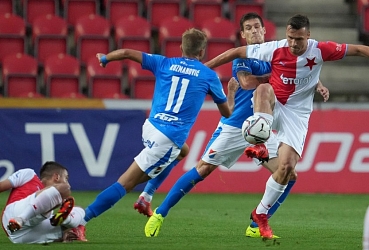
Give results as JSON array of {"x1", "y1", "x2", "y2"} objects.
[
  {"x1": 247, "y1": 39, "x2": 347, "y2": 117},
  {"x1": 5, "y1": 168, "x2": 44, "y2": 206}
]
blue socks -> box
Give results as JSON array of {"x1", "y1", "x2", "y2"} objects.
[
  {"x1": 84, "y1": 182, "x2": 126, "y2": 222},
  {"x1": 250, "y1": 180, "x2": 296, "y2": 228},
  {"x1": 144, "y1": 159, "x2": 179, "y2": 196},
  {"x1": 156, "y1": 167, "x2": 203, "y2": 217}
]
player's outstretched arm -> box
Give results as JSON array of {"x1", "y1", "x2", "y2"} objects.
[
  {"x1": 346, "y1": 44, "x2": 369, "y2": 57},
  {"x1": 316, "y1": 80, "x2": 329, "y2": 102},
  {"x1": 237, "y1": 71, "x2": 270, "y2": 90},
  {"x1": 0, "y1": 179, "x2": 12, "y2": 193},
  {"x1": 205, "y1": 46, "x2": 247, "y2": 69},
  {"x1": 226, "y1": 77, "x2": 239, "y2": 112},
  {"x1": 96, "y1": 49, "x2": 143, "y2": 68}
]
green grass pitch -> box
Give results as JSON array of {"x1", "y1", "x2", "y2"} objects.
[{"x1": 1, "y1": 191, "x2": 368, "y2": 249}]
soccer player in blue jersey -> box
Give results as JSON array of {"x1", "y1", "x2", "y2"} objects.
[
  {"x1": 145, "y1": 12, "x2": 330, "y2": 238},
  {"x1": 79, "y1": 28, "x2": 239, "y2": 227}
]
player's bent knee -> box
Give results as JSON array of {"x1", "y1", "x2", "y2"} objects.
[
  {"x1": 177, "y1": 143, "x2": 189, "y2": 160},
  {"x1": 196, "y1": 162, "x2": 217, "y2": 178},
  {"x1": 54, "y1": 183, "x2": 71, "y2": 199}
]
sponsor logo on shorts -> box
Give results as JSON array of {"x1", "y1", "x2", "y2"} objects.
[{"x1": 208, "y1": 149, "x2": 217, "y2": 158}]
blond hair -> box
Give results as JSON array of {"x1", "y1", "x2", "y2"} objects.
[{"x1": 181, "y1": 28, "x2": 207, "y2": 57}]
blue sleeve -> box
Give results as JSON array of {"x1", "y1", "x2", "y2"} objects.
[
  {"x1": 208, "y1": 74, "x2": 227, "y2": 104},
  {"x1": 232, "y1": 58, "x2": 252, "y2": 75},
  {"x1": 141, "y1": 53, "x2": 165, "y2": 74}
]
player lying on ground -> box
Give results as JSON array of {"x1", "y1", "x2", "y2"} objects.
[{"x1": 1, "y1": 161, "x2": 87, "y2": 243}]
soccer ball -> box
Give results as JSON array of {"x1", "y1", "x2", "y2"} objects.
[{"x1": 241, "y1": 115, "x2": 271, "y2": 144}]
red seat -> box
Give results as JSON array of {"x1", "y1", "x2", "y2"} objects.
[
  {"x1": 74, "y1": 14, "x2": 111, "y2": 66},
  {"x1": 0, "y1": 13, "x2": 26, "y2": 64},
  {"x1": 263, "y1": 19, "x2": 276, "y2": 42},
  {"x1": 2, "y1": 53, "x2": 39, "y2": 97},
  {"x1": 0, "y1": 0, "x2": 13, "y2": 15},
  {"x1": 23, "y1": 0, "x2": 59, "y2": 26},
  {"x1": 44, "y1": 53, "x2": 82, "y2": 97},
  {"x1": 187, "y1": 0, "x2": 223, "y2": 28},
  {"x1": 32, "y1": 14, "x2": 68, "y2": 65},
  {"x1": 200, "y1": 17, "x2": 237, "y2": 60},
  {"x1": 105, "y1": 0, "x2": 142, "y2": 26},
  {"x1": 16, "y1": 92, "x2": 45, "y2": 98},
  {"x1": 63, "y1": 0, "x2": 99, "y2": 27},
  {"x1": 58, "y1": 92, "x2": 87, "y2": 98},
  {"x1": 231, "y1": 1, "x2": 265, "y2": 25},
  {"x1": 86, "y1": 56, "x2": 126, "y2": 99},
  {"x1": 127, "y1": 60, "x2": 155, "y2": 99},
  {"x1": 159, "y1": 16, "x2": 194, "y2": 57},
  {"x1": 114, "y1": 15, "x2": 153, "y2": 55},
  {"x1": 146, "y1": 0, "x2": 183, "y2": 28},
  {"x1": 363, "y1": 5, "x2": 369, "y2": 33}
]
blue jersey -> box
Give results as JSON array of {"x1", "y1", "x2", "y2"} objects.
[
  {"x1": 142, "y1": 53, "x2": 227, "y2": 148},
  {"x1": 219, "y1": 58, "x2": 271, "y2": 128}
]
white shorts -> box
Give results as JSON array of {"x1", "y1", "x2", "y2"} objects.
[
  {"x1": 273, "y1": 100, "x2": 309, "y2": 157},
  {"x1": 2, "y1": 194, "x2": 62, "y2": 244},
  {"x1": 134, "y1": 119, "x2": 181, "y2": 178},
  {"x1": 201, "y1": 122, "x2": 279, "y2": 168}
]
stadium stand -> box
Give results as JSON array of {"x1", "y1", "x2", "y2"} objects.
[
  {"x1": 146, "y1": 0, "x2": 183, "y2": 29},
  {"x1": 32, "y1": 14, "x2": 68, "y2": 66},
  {"x1": 159, "y1": 16, "x2": 194, "y2": 57},
  {"x1": 200, "y1": 17, "x2": 237, "y2": 60},
  {"x1": 23, "y1": 0, "x2": 59, "y2": 27},
  {"x1": 0, "y1": 0, "x2": 14, "y2": 15},
  {"x1": 187, "y1": 0, "x2": 223, "y2": 28},
  {"x1": 43, "y1": 53, "x2": 83, "y2": 98},
  {"x1": 127, "y1": 60, "x2": 155, "y2": 99},
  {"x1": 0, "y1": 13, "x2": 26, "y2": 65},
  {"x1": 105, "y1": 0, "x2": 143, "y2": 26},
  {"x1": 63, "y1": 0, "x2": 100, "y2": 27},
  {"x1": 74, "y1": 14, "x2": 111, "y2": 66},
  {"x1": 86, "y1": 56, "x2": 128, "y2": 99},
  {"x1": 2, "y1": 53, "x2": 40, "y2": 97},
  {"x1": 231, "y1": 0, "x2": 265, "y2": 25},
  {"x1": 114, "y1": 15, "x2": 153, "y2": 56}
]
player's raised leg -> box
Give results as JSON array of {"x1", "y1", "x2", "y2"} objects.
[
  {"x1": 8, "y1": 184, "x2": 70, "y2": 233},
  {"x1": 134, "y1": 144, "x2": 189, "y2": 217}
]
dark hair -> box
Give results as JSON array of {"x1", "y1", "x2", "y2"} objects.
[
  {"x1": 287, "y1": 14, "x2": 310, "y2": 31},
  {"x1": 239, "y1": 12, "x2": 264, "y2": 31},
  {"x1": 40, "y1": 161, "x2": 67, "y2": 180}
]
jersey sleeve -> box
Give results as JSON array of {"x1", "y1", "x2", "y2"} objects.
[
  {"x1": 317, "y1": 41, "x2": 347, "y2": 61},
  {"x1": 141, "y1": 52, "x2": 166, "y2": 74},
  {"x1": 232, "y1": 59, "x2": 252, "y2": 74},
  {"x1": 8, "y1": 168, "x2": 37, "y2": 188},
  {"x1": 246, "y1": 40, "x2": 281, "y2": 62},
  {"x1": 208, "y1": 74, "x2": 227, "y2": 104}
]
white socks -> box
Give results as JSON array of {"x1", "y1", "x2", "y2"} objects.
[
  {"x1": 140, "y1": 192, "x2": 152, "y2": 202},
  {"x1": 256, "y1": 176, "x2": 286, "y2": 214},
  {"x1": 254, "y1": 112, "x2": 273, "y2": 127},
  {"x1": 62, "y1": 207, "x2": 86, "y2": 228}
]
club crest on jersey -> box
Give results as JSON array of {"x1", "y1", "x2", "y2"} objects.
[
  {"x1": 304, "y1": 57, "x2": 317, "y2": 70},
  {"x1": 208, "y1": 149, "x2": 217, "y2": 158}
]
